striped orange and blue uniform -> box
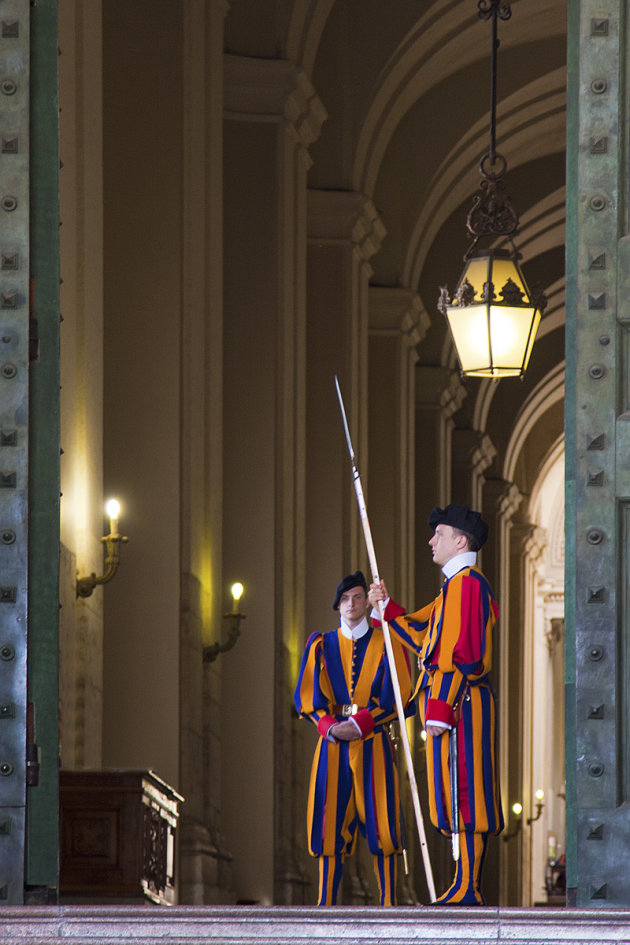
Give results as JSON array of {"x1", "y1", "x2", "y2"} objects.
[
  {"x1": 294, "y1": 624, "x2": 414, "y2": 903},
  {"x1": 384, "y1": 566, "x2": 503, "y2": 904}
]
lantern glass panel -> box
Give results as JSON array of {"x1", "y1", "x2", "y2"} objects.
[
  {"x1": 459, "y1": 257, "x2": 490, "y2": 297},
  {"x1": 491, "y1": 257, "x2": 528, "y2": 299},
  {"x1": 446, "y1": 301, "x2": 540, "y2": 377},
  {"x1": 445, "y1": 303, "x2": 491, "y2": 374},
  {"x1": 458, "y1": 254, "x2": 529, "y2": 301},
  {"x1": 489, "y1": 303, "x2": 539, "y2": 369},
  {"x1": 520, "y1": 308, "x2": 542, "y2": 372}
]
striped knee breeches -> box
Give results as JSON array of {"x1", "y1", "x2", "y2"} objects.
[{"x1": 306, "y1": 729, "x2": 404, "y2": 857}]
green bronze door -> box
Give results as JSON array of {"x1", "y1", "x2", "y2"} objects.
[{"x1": 0, "y1": 0, "x2": 60, "y2": 904}]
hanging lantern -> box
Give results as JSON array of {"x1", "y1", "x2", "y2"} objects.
[
  {"x1": 439, "y1": 248, "x2": 543, "y2": 378},
  {"x1": 438, "y1": 0, "x2": 547, "y2": 379}
]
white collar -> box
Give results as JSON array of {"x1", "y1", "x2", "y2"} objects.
[
  {"x1": 442, "y1": 550, "x2": 477, "y2": 580},
  {"x1": 340, "y1": 616, "x2": 370, "y2": 640}
]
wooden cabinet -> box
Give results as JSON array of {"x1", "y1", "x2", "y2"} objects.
[{"x1": 60, "y1": 769, "x2": 183, "y2": 905}]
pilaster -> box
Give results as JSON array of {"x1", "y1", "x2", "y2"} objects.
[
  {"x1": 305, "y1": 189, "x2": 385, "y2": 622},
  {"x1": 222, "y1": 54, "x2": 325, "y2": 905},
  {"x1": 451, "y1": 428, "x2": 496, "y2": 511},
  {"x1": 414, "y1": 366, "x2": 465, "y2": 601},
  {"x1": 368, "y1": 287, "x2": 427, "y2": 603},
  {"x1": 224, "y1": 54, "x2": 326, "y2": 168},
  {"x1": 483, "y1": 477, "x2": 523, "y2": 905},
  {"x1": 57, "y1": 0, "x2": 105, "y2": 775},
  {"x1": 178, "y1": 0, "x2": 231, "y2": 905}
]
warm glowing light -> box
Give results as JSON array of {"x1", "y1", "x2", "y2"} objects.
[
  {"x1": 231, "y1": 582, "x2": 244, "y2": 613},
  {"x1": 535, "y1": 789, "x2": 545, "y2": 802},
  {"x1": 106, "y1": 498, "x2": 121, "y2": 535},
  {"x1": 441, "y1": 249, "x2": 544, "y2": 378},
  {"x1": 105, "y1": 498, "x2": 120, "y2": 520},
  {"x1": 512, "y1": 802, "x2": 523, "y2": 816},
  {"x1": 420, "y1": 729, "x2": 427, "y2": 742}
]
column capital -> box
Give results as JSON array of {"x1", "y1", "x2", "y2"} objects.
[
  {"x1": 224, "y1": 54, "x2": 327, "y2": 165},
  {"x1": 415, "y1": 366, "x2": 465, "y2": 418},
  {"x1": 307, "y1": 189, "x2": 386, "y2": 262},
  {"x1": 452, "y1": 428, "x2": 496, "y2": 478},
  {"x1": 511, "y1": 521, "x2": 547, "y2": 561},
  {"x1": 484, "y1": 477, "x2": 523, "y2": 522},
  {"x1": 368, "y1": 286, "x2": 430, "y2": 349}
]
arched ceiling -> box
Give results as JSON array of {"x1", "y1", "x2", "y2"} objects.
[{"x1": 225, "y1": 0, "x2": 568, "y2": 495}]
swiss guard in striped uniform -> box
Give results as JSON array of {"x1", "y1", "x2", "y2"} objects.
[
  {"x1": 369, "y1": 504, "x2": 503, "y2": 905},
  {"x1": 294, "y1": 570, "x2": 414, "y2": 906}
]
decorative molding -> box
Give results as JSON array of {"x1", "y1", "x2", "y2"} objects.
[
  {"x1": 368, "y1": 286, "x2": 430, "y2": 347},
  {"x1": 452, "y1": 429, "x2": 497, "y2": 477},
  {"x1": 415, "y1": 366, "x2": 465, "y2": 417},
  {"x1": 483, "y1": 478, "x2": 522, "y2": 524},
  {"x1": 523, "y1": 524, "x2": 548, "y2": 563},
  {"x1": 224, "y1": 54, "x2": 326, "y2": 168},
  {"x1": 307, "y1": 190, "x2": 386, "y2": 261},
  {"x1": 545, "y1": 616, "x2": 564, "y2": 656}
]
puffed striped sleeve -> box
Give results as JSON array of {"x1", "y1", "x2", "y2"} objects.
[
  {"x1": 294, "y1": 632, "x2": 336, "y2": 735},
  {"x1": 425, "y1": 570, "x2": 498, "y2": 727},
  {"x1": 367, "y1": 639, "x2": 415, "y2": 729},
  {"x1": 382, "y1": 599, "x2": 433, "y2": 655}
]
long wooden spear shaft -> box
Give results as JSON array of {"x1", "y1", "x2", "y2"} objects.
[{"x1": 334, "y1": 376, "x2": 436, "y2": 903}]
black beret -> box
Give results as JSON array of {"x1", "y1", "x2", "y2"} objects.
[
  {"x1": 428, "y1": 504, "x2": 488, "y2": 549},
  {"x1": 333, "y1": 570, "x2": 367, "y2": 610}
]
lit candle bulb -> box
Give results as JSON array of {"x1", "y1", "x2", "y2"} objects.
[
  {"x1": 231, "y1": 582, "x2": 244, "y2": 612},
  {"x1": 512, "y1": 802, "x2": 523, "y2": 817},
  {"x1": 106, "y1": 498, "x2": 120, "y2": 536},
  {"x1": 535, "y1": 788, "x2": 545, "y2": 802}
]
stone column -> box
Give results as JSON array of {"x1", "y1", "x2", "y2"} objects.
[
  {"x1": 367, "y1": 287, "x2": 427, "y2": 905},
  {"x1": 178, "y1": 0, "x2": 230, "y2": 905},
  {"x1": 58, "y1": 0, "x2": 104, "y2": 773},
  {"x1": 451, "y1": 429, "x2": 496, "y2": 512},
  {"x1": 368, "y1": 287, "x2": 428, "y2": 603},
  {"x1": 222, "y1": 54, "x2": 325, "y2": 905},
  {"x1": 497, "y1": 520, "x2": 541, "y2": 906},
  {"x1": 305, "y1": 191, "x2": 385, "y2": 630},
  {"x1": 483, "y1": 477, "x2": 522, "y2": 906},
  {"x1": 520, "y1": 525, "x2": 549, "y2": 907},
  {"x1": 414, "y1": 367, "x2": 465, "y2": 602},
  {"x1": 305, "y1": 190, "x2": 385, "y2": 904}
]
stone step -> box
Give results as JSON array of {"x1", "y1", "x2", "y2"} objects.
[{"x1": 0, "y1": 905, "x2": 629, "y2": 944}]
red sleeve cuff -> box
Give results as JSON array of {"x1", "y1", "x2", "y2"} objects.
[
  {"x1": 353, "y1": 709, "x2": 375, "y2": 737},
  {"x1": 384, "y1": 599, "x2": 407, "y2": 621},
  {"x1": 426, "y1": 698, "x2": 456, "y2": 728},
  {"x1": 317, "y1": 715, "x2": 337, "y2": 739}
]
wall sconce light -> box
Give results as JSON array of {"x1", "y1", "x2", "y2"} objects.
[
  {"x1": 437, "y1": 0, "x2": 547, "y2": 379},
  {"x1": 76, "y1": 498, "x2": 128, "y2": 598},
  {"x1": 527, "y1": 789, "x2": 545, "y2": 825},
  {"x1": 203, "y1": 582, "x2": 246, "y2": 663},
  {"x1": 503, "y1": 801, "x2": 523, "y2": 841}
]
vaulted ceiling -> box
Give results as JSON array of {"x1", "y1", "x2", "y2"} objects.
[{"x1": 226, "y1": 0, "x2": 567, "y2": 496}]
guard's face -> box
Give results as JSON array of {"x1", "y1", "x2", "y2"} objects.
[
  {"x1": 338, "y1": 587, "x2": 368, "y2": 628},
  {"x1": 429, "y1": 523, "x2": 467, "y2": 568}
]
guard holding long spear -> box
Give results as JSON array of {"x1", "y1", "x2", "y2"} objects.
[
  {"x1": 369, "y1": 504, "x2": 504, "y2": 905},
  {"x1": 293, "y1": 376, "x2": 433, "y2": 906}
]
